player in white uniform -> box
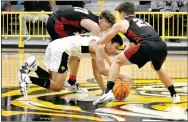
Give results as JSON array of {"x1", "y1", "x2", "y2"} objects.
[{"x1": 18, "y1": 34, "x2": 125, "y2": 96}]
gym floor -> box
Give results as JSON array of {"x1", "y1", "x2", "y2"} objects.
[{"x1": 1, "y1": 49, "x2": 187, "y2": 122}]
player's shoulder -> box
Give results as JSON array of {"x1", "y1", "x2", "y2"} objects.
[
  {"x1": 86, "y1": 36, "x2": 100, "y2": 42},
  {"x1": 113, "y1": 19, "x2": 129, "y2": 30}
]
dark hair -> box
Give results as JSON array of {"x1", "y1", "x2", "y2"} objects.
[
  {"x1": 111, "y1": 34, "x2": 123, "y2": 46},
  {"x1": 115, "y1": 1, "x2": 135, "y2": 15},
  {"x1": 99, "y1": 10, "x2": 116, "y2": 25}
]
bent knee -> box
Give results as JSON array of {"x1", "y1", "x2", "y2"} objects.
[
  {"x1": 50, "y1": 82, "x2": 64, "y2": 91},
  {"x1": 52, "y1": 86, "x2": 62, "y2": 91},
  {"x1": 150, "y1": 62, "x2": 161, "y2": 71}
]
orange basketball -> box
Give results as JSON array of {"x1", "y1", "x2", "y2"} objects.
[{"x1": 113, "y1": 79, "x2": 131, "y2": 100}]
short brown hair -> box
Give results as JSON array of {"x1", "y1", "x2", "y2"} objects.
[
  {"x1": 115, "y1": 2, "x2": 135, "y2": 15},
  {"x1": 99, "y1": 10, "x2": 116, "y2": 25}
]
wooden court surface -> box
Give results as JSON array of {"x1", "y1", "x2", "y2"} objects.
[{"x1": 1, "y1": 49, "x2": 188, "y2": 121}]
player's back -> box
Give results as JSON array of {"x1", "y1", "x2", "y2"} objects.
[
  {"x1": 53, "y1": 6, "x2": 98, "y2": 30},
  {"x1": 124, "y1": 16, "x2": 160, "y2": 44},
  {"x1": 49, "y1": 36, "x2": 99, "y2": 57}
]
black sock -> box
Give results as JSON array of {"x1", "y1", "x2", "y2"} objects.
[
  {"x1": 30, "y1": 76, "x2": 50, "y2": 89},
  {"x1": 68, "y1": 78, "x2": 76, "y2": 86},
  {"x1": 35, "y1": 66, "x2": 50, "y2": 78},
  {"x1": 168, "y1": 85, "x2": 176, "y2": 97},
  {"x1": 105, "y1": 81, "x2": 115, "y2": 93}
]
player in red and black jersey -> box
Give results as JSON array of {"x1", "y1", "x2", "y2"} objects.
[
  {"x1": 46, "y1": 6, "x2": 116, "y2": 41},
  {"x1": 93, "y1": 1, "x2": 180, "y2": 105}
]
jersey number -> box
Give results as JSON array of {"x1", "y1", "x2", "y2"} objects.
[
  {"x1": 133, "y1": 18, "x2": 151, "y2": 27},
  {"x1": 74, "y1": 7, "x2": 89, "y2": 15}
]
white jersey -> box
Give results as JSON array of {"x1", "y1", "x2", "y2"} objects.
[{"x1": 48, "y1": 35, "x2": 100, "y2": 58}]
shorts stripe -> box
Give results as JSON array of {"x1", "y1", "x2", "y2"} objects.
[
  {"x1": 124, "y1": 43, "x2": 141, "y2": 59},
  {"x1": 61, "y1": 17, "x2": 80, "y2": 28},
  {"x1": 54, "y1": 20, "x2": 67, "y2": 37}
]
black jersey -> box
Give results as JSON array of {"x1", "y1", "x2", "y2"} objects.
[
  {"x1": 52, "y1": 6, "x2": 99, "y2": 34},
  {"x1": 124, "y1": 16, "x2": 159, "y2": 44}
]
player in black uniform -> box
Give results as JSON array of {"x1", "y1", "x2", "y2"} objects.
[
  {"x1": 46, "y1": 6, "x2": 115, "y2": 41},
  {"x1": 46, "y1": 6, "x2": 116, "y2": 91},
  {"x1": 93, "y1": 1, "x2": 180, "y2": 105}
]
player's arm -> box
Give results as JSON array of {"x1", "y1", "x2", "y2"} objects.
[
  {"x1": 97, "y1": 20, "x2": 129, "y2": 45},
  {"x1": 104, "y1": 53, "x2": 112, "y2": 65},
  {"x1": 95, "y1": 46, "x2": 109, "y2": 76},
  {"x1": 97, "y1": 22, "x2": 120, "y2": 45},
  {"x1": 91, "y1": 58, "x2": 105, "y2": 91},
  {"x1": 96, "y1": 47, "x2": 127, "y2": 80},
  {"x1": 89, "y1": 43, "x2": 109, "y2": 76},
  {"x1": 80, "y1": 19, "x2": 100, "y2": 36}
]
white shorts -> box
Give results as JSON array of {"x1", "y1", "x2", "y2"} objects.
[{"x1": 44, "y1": 44, "x2": 69, "y2": 73}]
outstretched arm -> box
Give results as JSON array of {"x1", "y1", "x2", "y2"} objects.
[
  {"x1": 97, "y1": 20, "x2": 129, "y2": 45},
  {"x1": 104, "y1": 53, "x2": 112, "y2": 66},
  {"x1": 91, "y1": 58, "x2": 105, "y2": 91},
  {"x1": 97, "y1": 23, "x2": 120, "y2": 45}
]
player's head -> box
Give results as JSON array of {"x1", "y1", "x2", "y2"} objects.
[
  {"x1": 115, "y1": 2, "x2": 135, "y2": 20},
  {"x1": 99, "y1": 10, "x2": 116, "y2": 31},
  {"x1": 104, "y1": 34, "x2": 123, "y2": 55}
]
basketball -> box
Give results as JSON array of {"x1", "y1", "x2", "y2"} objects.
[{"x1": 113, "y1": 79, "x2": 131, "y2": 100}]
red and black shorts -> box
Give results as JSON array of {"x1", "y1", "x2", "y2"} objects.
[
  {"x1": 46, "y1": 15, "x2": 75, "y2": 41},
  {"x1": 124, "y1": 38, "x2": 167, "y2": 71}
]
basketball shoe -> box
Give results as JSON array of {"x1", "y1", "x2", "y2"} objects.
[
  {"x1": 18, "y1": 69, "x2": 30, "y2": 96},
  {"x1": 172, "y1": 94, "x2": 181, "y2": 103},
  {"x1": 93, "y1": 90, "x2": 115, "y2": 105},
  {"x1": 67, "y1": 83, "x2": 88, "y2": 93},
  {"x1": 21, "y1": 56, "x2": 38, "y2": 74}
]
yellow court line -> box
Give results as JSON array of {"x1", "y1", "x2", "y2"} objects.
[{"x1": 2, "y1": 110, "x2": 103, "y2": 121}]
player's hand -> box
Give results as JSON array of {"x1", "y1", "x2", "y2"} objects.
[{"x1": 121, "y1": 75, "x2": 133, "y2": 85}]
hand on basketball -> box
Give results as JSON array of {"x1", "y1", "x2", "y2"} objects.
[{"x1": 121, "y1": 75, "x2": 133, "y2": 85}]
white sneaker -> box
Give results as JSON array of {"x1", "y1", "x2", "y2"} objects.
[
  {"x1": 21, "y1": 56, "x2": 38, "y2": 74},
  {"x1": 68, "y1": 83, "x2": 88, "y2": 93},
  {"x1": 93, "y1": 90, "x2": 115, "y2": 105},
  {"x1": 172, "y1": 94, "x2": 181, "y2": 103},
  {"x1": 18, "y1": 69, "x2": 30, "y2": 96},
  {"x1": 64, "y1": 81, "x2": 71, "y2": 88}
]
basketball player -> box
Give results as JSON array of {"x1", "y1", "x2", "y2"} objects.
[
  {"x1": 18, "y1": 35, "x2": 124, "y2": 95},
  {"x1": 93, "y1": 2, "x2": 180, "y2": 105},
  {"x1": 46, "y1": 6, "x2": 116, "y2": 90}
]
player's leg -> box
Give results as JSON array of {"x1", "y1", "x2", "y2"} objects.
[
  {"x1": 93, "y1": 43, "x2": 148, "y2": 105},
  {"x1": 93, "y1": 52, "x2": 132, "y2": 105},
  {"x1": 28, "y1": 50, "x2": 69, "y2": 91},
  {"x1": 18, "y1": 68, "x2": 68, "y2": 96},
  {"x1": 66, "y1": 56, "x2": 88, "y2": 93},
  {"x1": 67, "y1": 56, "x2": 80, "y2": 86},
  {"x1": 151, "y1": 59, "x2": 180, "y2": 103},
  {"x1": 20, "y1": 56, "x2": 50, "y2": 78}
]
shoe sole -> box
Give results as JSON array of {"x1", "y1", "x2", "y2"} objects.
[
  {"x1": 93, "y1": 97, "x2": 115, "y2": 105},
  {"x1": 22, "y1": 57, "x2": 37, "y2": 73}
]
